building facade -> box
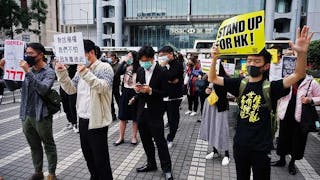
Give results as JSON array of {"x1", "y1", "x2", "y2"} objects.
[{"x1": 58, "y1": 0, "x2": 320, "y2": 49}]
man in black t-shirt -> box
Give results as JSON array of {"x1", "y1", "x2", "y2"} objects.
[{"x1": 208, "y1": 26, "x2": 313, "y2": 180}]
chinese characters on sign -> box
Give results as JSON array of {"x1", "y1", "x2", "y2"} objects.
[
  {"x1": 53, "y1": 32, "x2": 85, "y2": 64},
  {"x1": 4, "y1": 40, "x2": 25, "y2": 81},
  {"x1": 282, "y1": 56, "x2": 297, "y2": 77}
]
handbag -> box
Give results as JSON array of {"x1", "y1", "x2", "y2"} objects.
[
  {"x1": 37, "y1": 89, "x2": 61, "y2": 115},
  {"x1": 300, "y1": 80, "x2": 318, "y2": 133},
  {"x1": 207, "y1": 89, "x2": 219, "y2": 106}
]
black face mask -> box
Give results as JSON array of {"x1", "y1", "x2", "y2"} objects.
[
  {"x1": 25, "y1": 56, "x2": 37, "y2": 66},
  {"x1": 247, "y1": 65, "x2": 264, "y2": 77}
]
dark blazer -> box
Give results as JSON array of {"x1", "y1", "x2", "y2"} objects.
[
  {"x1": 135, "y1": 64, "x2": 168, "y2": 121},
  {"x1": 163, "y1": 58, "x2": 184, "y2": 99}
]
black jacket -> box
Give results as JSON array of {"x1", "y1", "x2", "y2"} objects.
[
  {"x1": 163, "y1": 59, "x2": 184, "y2": 99},
  {"x1": 214, "y1": 84, "x2": 229, "y2": 112},
  {"x1": 135, "y1": 64, "x2": 167, "y2": 121}
]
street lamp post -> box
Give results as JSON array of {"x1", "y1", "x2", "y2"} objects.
[{"x1": 80, "y1": 9, "x2": 89, "y2": 39}]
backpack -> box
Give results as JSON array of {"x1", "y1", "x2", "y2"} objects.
[
  {"x1": 39, "y1": 89, "x2": 61, "y2": 115},
  {"x1": 237, "y1": 78, "x2": 277, "y2": 138}
]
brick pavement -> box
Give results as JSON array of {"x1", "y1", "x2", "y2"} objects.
[{"x1": 0, "y1": 85, "x2": 320, "y2": 180}]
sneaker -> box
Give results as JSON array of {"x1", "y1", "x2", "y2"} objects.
[
  {"x1": 222, "y1": 156, "x2": 230, "y2": 166},
  {"x1": 167, "y1": 141, "x2": 173, "y2": 149},
  {"x1": 66, "y1": 123, "x2": 73, "y2": 130},
  {"x1": 29, "y1": 172, "x2": 44, "y2": 180},
  {"x1": 72, "y1": 124, "x2": 79, "y2": 133},
  {"x1": 47, "y1": 174, "x2": 57, "y2": 180},
  {"x1": 190, "y1": 111, "x2": 197, "y2": 116},
  {"x1": 185, "y1": 110, "x2": 192, "y2": 115},
  {"x1": 205, "y1": 152, "x2": 219, "y2": 160}
]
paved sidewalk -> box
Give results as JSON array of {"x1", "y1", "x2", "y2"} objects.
[{"x1": 0, "y1": 86, "x2": 320, "y2": 179}]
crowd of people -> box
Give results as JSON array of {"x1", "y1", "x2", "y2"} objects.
[{"x1": 0, "y1": 26, "x2": 319, "y2": 180}]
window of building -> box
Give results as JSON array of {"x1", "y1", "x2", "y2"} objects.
[
  {"x1": 274, "y1": 18, "x2": 291, "y2": 33},
  {"x1": 130, "y1": 23, "x2": 219, "y2": 49},
  {"x1": 275, "y1": 0, "x2": 292, "y2": 13}
]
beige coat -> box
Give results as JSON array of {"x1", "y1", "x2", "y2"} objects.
[{"x1": 56, "y1": 61, "x2": 114, "y2": 129}]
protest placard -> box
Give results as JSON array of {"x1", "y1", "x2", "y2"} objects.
[
  {"x1": 268, "y1": 49, "x2": 278, "y2": 64},
  {"x1": 216, "y1": 10, "x2": 265, "y2": 55},
  {"x1": 222, "y1": 62, "x2": 235, "y2": 75},
  {"x1": 4, "y1": 40, "x2": 25, "y2": 81},
  {"x1": 53, "y1": 32, "x2": 85, "y2": 64},
  {"x1": 200, "y1": 59, "x2": 220, "y2": 74},
  {"x1": 282, "y1": 56, "x2": 296, "y2": 77}
]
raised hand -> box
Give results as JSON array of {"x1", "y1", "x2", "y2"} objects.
[
  {"x1": 0, "y1": 59, "x2": 5, "y2": 70},
  {"x1": 19, "y1": 60, "x2": 30, "y2": 73},
  {"x1": 289, "y1": 26, "x2": 314, "y2": 55},
  {"x1": 211, "y1": 44, "x2": 219, "y2": 60},
  {"x1": 55, "y1": 62, "x2": 67, "y2": 71}
]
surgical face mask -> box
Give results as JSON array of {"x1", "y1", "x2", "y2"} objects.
[
  {"x1": 84, "y1": 57, "x2": 91, "y2": 67},
  {"x1": 139, "y1": 60, "x2": 153, "y2": 70},
  {"x1": 247, "y1": 65, "x2": 264, "y2": 77},
  {"x1": 107, "y1": 58, "x2": 112, "y2": 64},
  {"x1": 25, "y1": 55, "x2": 37, "y2": 66},
  {"x1": 158, "y1": 56, "x2": 169, "y2": 63},
  {"x1": 127, "y1": 58, "x2": 133, "y2": 65}
]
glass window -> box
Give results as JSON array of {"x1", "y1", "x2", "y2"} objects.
[
  {"x1": 191, "y1": 0, "x2": 265, "y2": 15},
  {"x1": 130, "y1": 23, "x2": 219, "y2": 49},
  {"x1": 126, "y1": 0, "x2": 188, "y2": 17}
]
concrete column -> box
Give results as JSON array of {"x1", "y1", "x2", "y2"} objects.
[
  {"x1": 96, "y1": 0, "x2": 103, "y2": 46},
  {"x1": 291, "y1": 0, "x2": 302, "y2": 41},
  {"x1": 265, "y1": 0, "x2": 275, "y2": 40},
  {"x1": 114, "y1": 0, "x2": 123, "y2": 46}
]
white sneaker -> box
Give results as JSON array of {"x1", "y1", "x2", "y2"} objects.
[
  {"x1": 72, "y1": 124, "x2": 79, "y2": 133},
  {"x1": 66, "y1": 123, "x2": 73, "y2": 130},
  {"x1": 190, "y1": 111, "x2": 197, "y2": 116},
  {"x1": 205, "y1": 152, "x2": 219, "y2": 159},
  {"x1": 185, "y1": 110, "x2": 192, "y2": 115},
  {"x1": 222, "y1": 156, "x2": 230, "y2": 166},
  {"x1": 167, "y1": 141, "x2": 173, "y2": 149}
]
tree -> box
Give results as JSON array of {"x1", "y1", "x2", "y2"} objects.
[
  {"x1": 30, "y1": 0, "x2": 48, "y2": 42},
  {"x1": 307, "y1": 40, "x2": 320, "y2": 69},
  {"x1": 0, "y1": 0, "x2": 20, "y2": 39}
]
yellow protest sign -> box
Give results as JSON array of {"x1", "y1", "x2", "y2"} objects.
[
  {"x1": 216, "y1": 10, "x2": 265, "y2": 55},
  {"x1": 267, "y1": 49, "x2": 278, "y2": 64}
]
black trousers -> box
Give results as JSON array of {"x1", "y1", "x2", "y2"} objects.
[
  {"x1": 233, "y1": 146, "x2": 270, "y2": 180},
  {"x1": 277, "y1": 116, "x2": 308, "y2": 160},
  {"x1": 60, "y1": 87, "x2": 77, "y2": 124},
  {"x1": 199, "y1": 92, "x2": 209, "y2": 115},
  {"x1": 187, "y1": 93, "x2": 199, "y2": 112},
  {"x1": 111, "y1": 87, "x2": 120, "y2": 118},
  {"x1": 138, "y1": 110, "x2": 172, "y2": 173},
  {"x1": 79, "y1": 118, "x2": 113, "y2": 180},
  {"x1": 165, "y1": 99, "x2": 182, "y2": 142}
]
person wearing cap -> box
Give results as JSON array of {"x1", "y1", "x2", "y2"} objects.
[
  {"x1": 1, "y1": 43, "x2": 58, "y2": 180},
  {"x1": 158, "y1": 46, "x2": 184, "y2": 149}
]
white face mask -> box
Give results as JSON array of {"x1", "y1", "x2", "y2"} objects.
[{"x1": 85, "y1": 57, "x2": 91, "y2": 67}]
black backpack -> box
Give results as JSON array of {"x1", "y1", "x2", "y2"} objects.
[{"x1": 39, "y1": 89, "x2": 61, "y2": 115}]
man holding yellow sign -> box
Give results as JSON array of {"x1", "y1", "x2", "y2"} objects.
[{"x1": 210, "y1": 10, "x2": 313, "y2": 180}]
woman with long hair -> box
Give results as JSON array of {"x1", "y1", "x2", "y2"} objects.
[
  {"x1": 113, "y1": 51, "x2": 140, "y2": 146},
  {"x1": 199, "y1": 62, "x2": 231, "y2": 166}
]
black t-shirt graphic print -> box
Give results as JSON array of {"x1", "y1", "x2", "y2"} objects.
[{"x1": 224, "y1": 78, "x2": 289, "y2": 152}]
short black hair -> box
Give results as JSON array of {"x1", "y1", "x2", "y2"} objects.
[
  {"x1": 26, "y1": 43, "x2": 46, "y2": 54},
  {"x1": 158, "y1": 46, "x2": 174, "y2": 53},
  {"x1": 138, "y1": 45, "x2": 155, "y2": 59},
  {"x1": 251, "y1": 48, "x2": 272, "y2": 64},
  {"x1": 83, "y1": 40, "x2": 96, "y2": 53},
  {"x1": 95, "y1": 45, "x2": 101, "y2": 59}
]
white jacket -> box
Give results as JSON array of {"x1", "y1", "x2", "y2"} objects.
[{"x1": 56, "y1": 60, "x2": 114, "y2": 129}]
